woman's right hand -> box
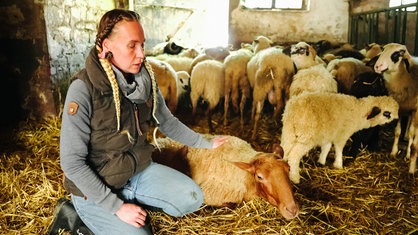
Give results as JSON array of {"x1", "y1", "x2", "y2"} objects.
[{"x1": 116, "y1": 203, "x2": 148, "y2": 228}]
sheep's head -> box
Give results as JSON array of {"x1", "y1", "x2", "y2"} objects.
[
  {"x1": 290, "y1": 41, "x2": 318, "y2": 70},
  {"x1": 176, "y1": 71, "x2": 191, "y2": 92},
  {"x1": 252, "y1": 35, "x2": 273, "y2": 53},
  {"x1": 374, "y1": 43, "x2": 412, "y2": 74},
  {"x1": 362, "y1": 96, "x2": 399, "y2": 127},
  {"x1": 232, "y1": 150, "x2": 299, "y2": 220}
]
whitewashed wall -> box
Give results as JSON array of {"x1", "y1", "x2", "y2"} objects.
[{"x1": 44, "y1": 0, "x2": 114, "y2": 81}]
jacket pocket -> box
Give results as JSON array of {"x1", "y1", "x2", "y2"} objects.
[{"x1": 97, "y1": 152, "x2": 136, "y2": 190}]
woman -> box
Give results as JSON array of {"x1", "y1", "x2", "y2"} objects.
[{"x1": 58, "y1": 9, "x2": 227, "y2": 234}]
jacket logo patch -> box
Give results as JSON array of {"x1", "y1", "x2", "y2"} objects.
[{"x1": 68, "y1": 102, "x2": 79, "y2": 115}]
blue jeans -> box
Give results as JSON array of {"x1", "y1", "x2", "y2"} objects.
[{"x1": 72, "y1": 162, "x2": 204, "y2": 234}]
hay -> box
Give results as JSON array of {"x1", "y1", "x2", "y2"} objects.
[{"x1": 1, "y1": 110, "x2": 418, "y2": 234}]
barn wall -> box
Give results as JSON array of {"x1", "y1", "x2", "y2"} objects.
[
  {"x1": 350, "y1": 0, "x2": 389, "y2": 14},
  {"x1": 229, "y1": 0, "x2": 350, "y2": 47},
  {"x1": 135, "y1": 0, "x2": 229, "y2": 51}
]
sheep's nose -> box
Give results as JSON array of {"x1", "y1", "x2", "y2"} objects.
[{"x1": 383, "y1": 111, "x2": 391, "y2": 118}]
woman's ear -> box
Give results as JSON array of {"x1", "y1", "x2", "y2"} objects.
[{"x1": 100, "y1": 39, "x2": 111, "y2": 59}]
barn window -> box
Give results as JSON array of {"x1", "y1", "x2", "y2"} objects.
[
  {"x1": 389, "y1": 0, "x2": 417, "y2": 11},
  {"x1": 241, "y1": 0, "x2": 310, "y2": 11}
]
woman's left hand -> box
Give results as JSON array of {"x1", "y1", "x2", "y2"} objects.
[{"x1": 212, "y1": 136, "x2": 229, "y2": 148}]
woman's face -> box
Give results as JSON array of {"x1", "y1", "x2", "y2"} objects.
[{"x1": 103, "y1": 20, "x2": 145, "y2": 74}]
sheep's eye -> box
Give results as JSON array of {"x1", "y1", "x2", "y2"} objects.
[
  {"x1": 391, "y1": 51, "x2": 401, "y2": 63},
  {"x1": 390, "y1": 50, "x2": 405, "y2": 64}
]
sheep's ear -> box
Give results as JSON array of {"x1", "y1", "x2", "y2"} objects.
[
  {"x1": 272, "y1": 143, "x2": 284, "y2": 158},
  {"x1": 367, "y1": 106, "x2": 381, "y2": 119},
  {"x1": 309, "y1": 45, "x2": 317, "y2": 58},
  {"x1": 232, "y1": 161, "x2": 254, "y2": 173},
  {"x1": 403, "y1": 58, "x2": 411, "y2": 73}
]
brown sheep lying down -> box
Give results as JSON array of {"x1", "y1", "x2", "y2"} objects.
[{"x1": 151, "y1": 135, "x2": 299, "y2": 220}]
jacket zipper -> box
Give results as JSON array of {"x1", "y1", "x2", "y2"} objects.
[{"x1": 134, "y1": 104, "x2": 143, "y2": 136}]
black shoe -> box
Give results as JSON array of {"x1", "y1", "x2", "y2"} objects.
[{"x1": 47, "y1": 197, "x2": 94, "y2": 235}]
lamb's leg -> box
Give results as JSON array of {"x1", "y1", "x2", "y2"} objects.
[
  {"x1": 285, "y1": 144, "x2": 312, "y2": 184},
  {"x1": 406, "y1": 113, "x2": 416, "y2": 159},
  {"x1": 332, "y1": 141, "x2": 348, "y2": 169},
  {"x1": 391, "y1": 120, "x2": 401, "y2": 157},
  {"x1": 317, "y1": 143, "x2": 332, "y2": 165},
  {"x1": 251, "y1": 101, "x2": 263, "y2": 140},
  {"x1": 239, "y1": 94, "x2": 247, "y2": 131},
  {"x1": 223, "y1": 93, "x2": 230, "y2": 126},
  {"x1": 409, "y1": 124, "x2": 418, "y2": 173},
  {"x1": 409, "y1": 149, "x2": 418, "y2": 173},
  {"x1": 406, "y1": 122, "x2": 415, "y2": 159}
]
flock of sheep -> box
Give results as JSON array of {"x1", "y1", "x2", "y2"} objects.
[{"x1": 145, "y1": 38, "x2": 418, "y2": 218}]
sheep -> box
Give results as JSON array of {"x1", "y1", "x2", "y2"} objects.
[
  {"x1": 290, "y1": 41, "x2": 320, "y2": 70},
  {"x1": 347, "y1": 71, "x2": 388, "y2": 157},
  {"x1": 407, "y1": 108, "x2": 418, "y2": 173},
  {"x1": 147, "y1": 58, "x2": 178, "y2": 113},
  {"x1": 327, "y1": 57, "x2": 373, "y2": 94},
  {"x1": 281, "y1": 92, "x2": 399, "y2": 183},
  {"x1": 361, "y1": 43, "x2": 383, "y2": 63},
  {"x1": 246, "y1": 47, "x2": 295, "y2": 140},
  {"x1": 190, "y1": 59, "x2": 225, "y2": 132},
  {"x1": 289, "y1": 64, "x2": 338, "y2": 98},
  {"x1": 176, "y1": 71, "x2": 190, "y2": 98},
  {"x1": 151, "y1": 135, "x2": 299, "y2": 220},
  {"x1": 374, "y1": 43, "x2": 418, "y2": 159},
  {"x1": 223, "y1": 44, "x2": 254, "y2": 129},
  {"x1": 190, "y1": 46, "x2": 231, "y2": 71},
  {"x1": 153, "y1": 48, "x2": 200, "y2": 74},
  {"x1": 175, "y1": 71, "x2": 191, "y2": 112},
  {"x1": 156, "y1": 56, "x2": 194, "y2": 74},
  {"x1": 288, "y1": 42, "x2": 337, "y2": 98},
  {"x1": 252, "y1": 35, "x2": 273, "y2": 53},
  {"x1": 313, "y1": 40, "x2": 365, "y2": 61}
]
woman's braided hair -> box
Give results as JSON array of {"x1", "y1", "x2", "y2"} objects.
[{"x1": 95, "y1": 9, "x2": 159, "y2": 139}]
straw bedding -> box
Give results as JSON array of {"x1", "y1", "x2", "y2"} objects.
[{"x1": 1, "y1": 109, "x2": 418, "y2": 234}]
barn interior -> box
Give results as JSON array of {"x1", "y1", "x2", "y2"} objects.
[{"x1": 2, "y1": 0, "x2": 418, "y2": 234}]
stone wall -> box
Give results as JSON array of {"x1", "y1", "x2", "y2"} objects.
[{"x1": 44, "y1": 0, "x2": 114, "y2": 82}]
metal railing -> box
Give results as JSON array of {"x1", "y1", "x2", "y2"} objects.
[{"x1": 349, "y1": 2, "x2": 418, "y2": 55}]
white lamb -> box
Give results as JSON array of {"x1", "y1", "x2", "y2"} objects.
[
  {"x1": 290, "y1": 41, "x2": 325, "y2": 70},
  {"x1": 223, "y1": 44, "x2": 254, "y2": 128},
  {"x1": 190, "y1": 59, "x2": 225, "y2": 132},
  {"x1": 246, "y1": 47, "x2": 295, "y2": 140},
  {"x1": 288, "y1": 42, "x2": 337, "y2": 98},
  {"x1": 147, "y1": 58, "x2": 178, "y2": 113},
  {"x1": 252, "y1": 35, "x2": 273, "y2": 53},
  {"x1": 281, "y1": 92, "x2": 399, "y2": 183}
]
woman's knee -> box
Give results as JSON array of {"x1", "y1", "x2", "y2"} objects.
[{"x1": 165, "y1": 186, "x2": 204, "y2": 217}]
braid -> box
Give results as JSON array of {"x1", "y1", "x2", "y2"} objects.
[
  {"x1": 95, "y1": 9, "x2": 140, "y2": 133},
  {"x1": 144, "y1": 60, "x2": 159, "y2": 126},
  {"x1": 96, "y1": 45, "x2": 121, "y2": 131},
  {"x1": 144, "y1": 59, "x2": 161, "y2": 150}
]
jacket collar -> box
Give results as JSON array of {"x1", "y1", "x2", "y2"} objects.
[{"x1": 85, "y1": 47, "x2": 112, "y2": 93}]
